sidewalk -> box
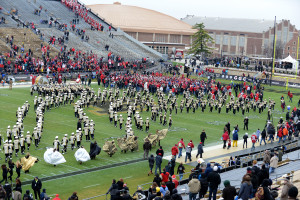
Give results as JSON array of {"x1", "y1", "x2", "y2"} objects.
[{"x1": 163, "y1": 138, "x2": 294, "y2": 166}]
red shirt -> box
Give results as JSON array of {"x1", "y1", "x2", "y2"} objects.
[
  {"x1": 171, "y1": 146, "x2": 178, "y2": 156},
  {"x1": 172, "y1": 179, "x2": 179, "y2": 188},
  {"x1": 251, "y1": 134, "x2": 257, "y2": 143},
  {"x1": 161, "y1": 172, "x2": 170, "y2": 183}
]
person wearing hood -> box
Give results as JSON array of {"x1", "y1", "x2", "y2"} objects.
[
  {"x1": 171, "y1": 144, "x2": 178, "y2": 159},
  {"x1": 259, "y1": 179, "x2": 273, "y2": 200},
  {"x1": 188, "y1": 175, "x2": 201, "y2": 200},
  {"x1": 238, "y1": 174, "x2": 253, "y2": 200},
  {"x1": 196, "y1": 142, "x2": 204, "y2": 158},
  {"x1": 106, "y1": 179, "x2": 119, "y2": 200},
  {"x1": 40, "y1": 188, "x2": 50, "y2": 200},
  {"x1": 281, "y1": 176, "x2": 294, "y2": 200},
  {"x1": 260, "y1": 128, "x2": 267, "y2": 145},
  {"x1": 204, "y1": 163, "x2": 213, "y2": 176},
  {"x1": 207, "y1": 166, "x2": 221, "y2": 200},
  {"x1": 222, "y1": 180, "x2": 236, "y2": 200}
]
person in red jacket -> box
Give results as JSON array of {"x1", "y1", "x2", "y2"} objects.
[
  {"x1": 171, "y1": 144, "x2": 179, "y2": 159},
  {"x1": 251, "y1": 133, "x2": 257, "y2": 151},
  {"x1": 188, "y1": 140, "x2": 194, "y2": 150},
  {"x1": 222, "y1": 131, "x2": 229, "y2": 149},
  {"x1": 52, "y1": 194, "x2": 61, "y2": 200},
  {"x1": 172, "y1": 175, "x2": 179, "y2": 188},
  {"x1": 177, "y1": 138, "x2": 185, "y2": 158},
  {"x1": 161, "y1": 168, "x2": 170, "y2": 183}
]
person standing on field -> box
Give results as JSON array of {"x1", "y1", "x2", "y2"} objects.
[{"x1": 200, "y1": 130, "x2": 207, "y2": 146}]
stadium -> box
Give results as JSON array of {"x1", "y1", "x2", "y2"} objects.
[{"x1": 0, "y1": 0, "x2": 300, "y2": 200}]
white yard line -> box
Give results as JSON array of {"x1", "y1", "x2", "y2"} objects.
[{"x1": 83, "y1": 183, "x2": 100, "y2": 189}]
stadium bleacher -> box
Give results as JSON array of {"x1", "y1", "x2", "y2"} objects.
[{"x1": 0, "y1": 0, "x2": 162, "y2": 61}]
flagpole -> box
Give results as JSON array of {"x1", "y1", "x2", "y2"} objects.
[{"x1": 270, "y1": 16, "x2": 276, "y2": 86}]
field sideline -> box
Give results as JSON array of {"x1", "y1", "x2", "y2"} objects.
[{"x1": 0, "y1": 80, "x2": 299, "y2": 199}]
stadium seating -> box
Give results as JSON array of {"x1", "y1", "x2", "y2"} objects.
[{"x1": 0, "y1": 0, "x2": 162, "y2": 61}]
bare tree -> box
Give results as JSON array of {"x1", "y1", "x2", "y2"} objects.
[{"x1": 264, "y1": 39, "x2": 285, "y2": 59}]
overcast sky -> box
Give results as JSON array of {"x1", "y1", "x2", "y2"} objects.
[{"x1": 81, "y1": 0, "x2": 300, "y2": 29}]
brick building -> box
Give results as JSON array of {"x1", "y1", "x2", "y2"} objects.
[
  {"x1": 182, "y1": 16, "x2": 300, "y2": 59},
  {"x1": 87, "y1": 2, "x2": 195, "y2": 55}
]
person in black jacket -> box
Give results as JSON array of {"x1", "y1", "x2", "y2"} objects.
[
  {"x1": 148, "y1": 154, "x2": 155, "y2": 176},
  {"x1": 200, "y1": 130, "x2": 207, "y2": 146},
  {"x1": 260, "y1": 179, "x2": 273, "y2": 200},
  {"x1": 166, "y1": 177, "x2": 175, "y2": 195},
  {"x1": 153, "y1": 173, "x2": 162, "y2": 187},
  {"x1": 156, "y1": 146, "x2": 164, "y2": 157},
  {"x1": 116, "y1": 178, "x2": 124, "y2": 190},
  {"x1": 106, "y1": 179, "x2": 119, "y2": 200},
  {"x1": 0, "y1": 165, "x2": 8, "y2": 184},
  {"x1": 199, "y1": 173, "x2": 208, "y2": 199},
  {"x1": 143, "y1": 139, "x2": 152, "y2": 159},
  {"x1": 207, "y1": 166, "x2": 221, "y2": 200},
  {"x1": 222, "y1": 180, "x2": 236, "y2": 200},
  {"x1": 32, "y1": 177, "x2": 42, "y2": 200},
  {"x1": 260, "y1": 129, "x2": 267, "y2": 145},
  {"x1": 171, "y1": 189, "x2": 183, "y2": 200}
]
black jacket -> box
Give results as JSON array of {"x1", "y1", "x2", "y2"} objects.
[
  {"x1": 207, "y1": 171, "x2": 221, "y2": 189},
  {"x1": 222, "y1": 186, "x2": 236, "y2": 200},
  {"x1": 31, "y1": 179, "x2": 42, "y2": 190},
  {"x1": 143, "y1": 142, "x2": 152, "y2": 151},
  {"x1": 200, "y1": 132, "x2": 207, "y2": 140}
]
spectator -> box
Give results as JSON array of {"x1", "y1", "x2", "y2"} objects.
[
  {"x1": 204, "y1": 163, "x2": 213, "y2": 176},
  {"x1": 172, "y1": 175, "x2": 179, "y2": 188},
  {"x1": 13, "y1": 187, "x2": 22, "y2": 200},
  {"x1": 200, "y1": 130, "x2": 207, "y2": 146},
  {"x1": 243, "y1": 133, "x2": 248, "y2": 148},
  {"x1": 148, "y1": 154, "x2": 155, "y2": 176},
  {"x1": 53, "y1": 194, "x2": 61, "y2": 200},
  {"x1": 263, "y1": 150, "x2": 271, "y2": 168},
  {"x1": 171, "y1": 144, "x2": 178, "y2": 159},
  {"x1": 155, "y1": 153, "x2": 163, "y2": 175},
  {"x1": 207, "y1": 166, "x2": 221, "y2": 200},
  {"x1": 288, "y1": 186, "x2": 298, "y2": 200},
  {"x1": 106, "y1": 179, "x2": 118, "y2": 200},
  {"x1": 116, "y1": 178, "x2": 124, "y2": 190},
  {"x1": 238, "y1": 174, "x2": 253, "y2": 200},
  {"x1": 161, "y1": 168, "x2": 170, "y2": 183},
  {"x1": 177, "y1": 163, "x2": 185, "y2": 181},
  {"x1": 232, "y1": 130, "x2": 238, "y2": 147},
  {"x1": 0, "y1": 184, "x2": 5, "y2": 199},
  {"x1": 188, "y1": 175, "x2": 201, "y2": 200},
  {"x1": 260, "y1": 129, "x2": 267, "y2": 145},
  {"x1": 185, "y1": 145, "x2": 192, "y2": 163},
  {"x1": 166, "y1": 177, "x2": 175, "y2": 195},
  {"x1": 199, "y1": 173, "x2": 208, "y2": 199},
  {"x1": 171, "y1": 189, "x2": 182, "y2": 200},
  {"x1": 40, "y1": 188, "x2": 50, "y2": 200},
  {"x1": 177, "y1": 139, "x2": 185, "y2": 158},
  {"x1": 153, "y1": 174, "x2": 162, "y2": 187},
  {"x1": 159, "y1": 182, "x2": 168, "y2": 196},
  {"x1": 196, "y1": 142, "x2": 204, "y2": 158},
  {"x1": 222, "y1": 180, "x2": 236, "y2": 200},
  {"x1": 23, "y1": 190, "x2": 33, "y2": 200},
  {"x1": 122, "y1": 190, "x2": 132, "y2": 200},
  {"x1": 31, "y1": 176, "x2": 42, "y2": 200},
  {"x1": 281, "y1": 176, "x2": 294, "y2": 200},
  {"x1": 269, "y1": 153, "x2": 278, "y2": 173}
]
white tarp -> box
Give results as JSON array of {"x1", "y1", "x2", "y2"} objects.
[
  {"x1": 44, "y1": 148, "x2": 66, "y2": 165},
  {"x1": 281, "y1": 55, "x2": 299, "y2": 70}
]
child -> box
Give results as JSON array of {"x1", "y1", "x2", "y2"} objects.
[{"x1": 227, "y1": 139, "x2": 231, "y2": 149}]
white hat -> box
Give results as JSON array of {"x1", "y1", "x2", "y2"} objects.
[
  {"x1": 65, "y1": 134, "x2": 67, "y2": 136},
  {"x1": 245, "y1": 133, "x2": 248, "y2": 135},
  {"x1": 34, "y1": 127, "x2": 37, "y2": 130},
  {"x1": 91, "y1": 120, "x2": 93, "y2": 121},
  {"x1": 8, "y1": 126, "x2": 10, "y2": 128},
  {"x1": 9, "y1": 140, "x2": 12, "y2": 143},
  {"x1": 27, "y1": 131, "x2": 30, "y2": 133},
  {"x1": 72, "y1": 132, "x2": 74, "y2": 135},
  {"x1": 120, "y1": 115, "x2": 122, "y2": 117},
  {"x1": 55, "y1": 136, "x2": 58, "y2": 139},
  {"x1": 4, "y1": 140, "x2": 8, "y2": 144},
  {"x1": 15, "y1": 136, "x2": 18, "y2": 139},
  {"x1": 213, "y1": 166, "x2": 218, "y2": 171},
  {"x1": 16, "y1": 122, "x2": 19, "y2": 124},
  {"x1": 76, "y1": 130, "x2": 79, "y2": 132},
  {"x1": 21, "y1": 135, "x2": 23, "y2": 137},
  {"x1": 79, "y1": 128, "x2": 81, "y2": 130}
]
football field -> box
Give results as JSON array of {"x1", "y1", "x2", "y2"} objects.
[{"x1": 0, "y1": 81, "x2": 299, "y2": 199}]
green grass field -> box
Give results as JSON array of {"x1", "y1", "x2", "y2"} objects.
[{"x1": 0, "y1": 80, "x2": 299, "y2": 199}]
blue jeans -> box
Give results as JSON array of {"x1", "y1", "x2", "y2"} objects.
[
  {"x1": 283, "y1": 135, "x2": 287, "y2": 142},
  {"x1": 269, "y1": 167, "x2": 275, "y2": 173},
  {"x1": 209, "y1": 187, "x2": 217, "y2": 200},
  {"x1": 155, "y1": 165, "x2": 161, "y2": 175},
  {"x1": 179, "y1": 173, "x2": 183, "y2": 181},
  {"x1": 189, "y1": 193, "x2": 197, "y2": 200},
  {"x1": 278, "y1": 137, "x2": 282, "y2": 143},
  {"x1": 268, "y1": 135, "x2": 274, "y2": 143},
  {"x1": 185, "y1": 152, "x2": 191, "y2": 163},
  {"x1": 260, "y1": 138, "x2": 266, "y2": 145},
  {"x1": 251, "y1": 143, "x2": 255, "y2": 151},
  {"x1": 178, "y1": 148, "x2": 183, "y2": 158}
]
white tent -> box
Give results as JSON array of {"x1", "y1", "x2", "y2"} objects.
[{"x1": 281, "y1": 55, "x2": 299, "y2": 70}]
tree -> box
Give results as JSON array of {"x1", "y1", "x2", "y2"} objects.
[
  {"x1": 263, "y1": 39, "x2": 285, "y2": 59},
  {"x1": 188, "y1": 23, "x2": 214, "y2": 58}
]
